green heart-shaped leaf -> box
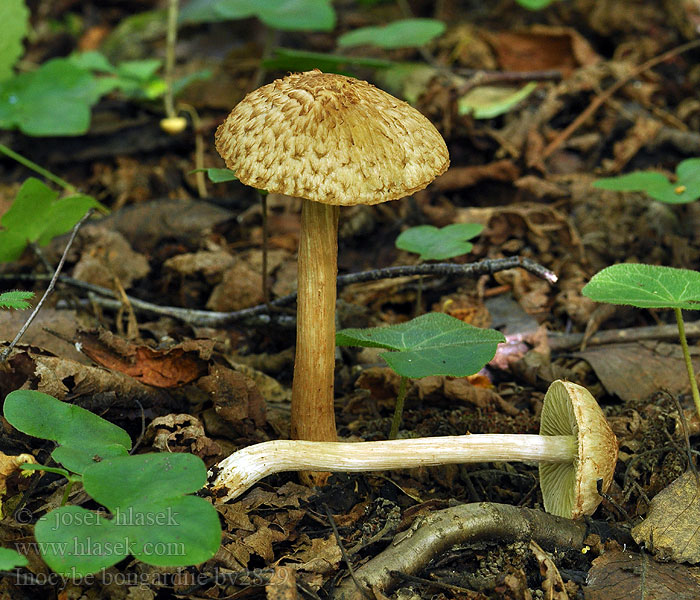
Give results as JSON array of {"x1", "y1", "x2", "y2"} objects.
[
  {"x1": 0, "y1": 58, "x2": 102, "y2": 136},
  {"x1": 35, "y1": 453, "x2": 221, "y2": 576},
  {"x1": 395, "y1": 223, "x2": 483, "y2": 261},
  {"x1": 337, "y1": 312, "x2": 505, "y2": 378},
  {"x1": 582, "y1": 263, "x2": 700, "y2": 310},
  {"x1": 3, "y1": 390, "x2": 131, "y2": 473}
]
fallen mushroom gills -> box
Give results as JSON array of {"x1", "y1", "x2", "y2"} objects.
[{"x1": 211, "y1": 380, "x2": 618, "y2": 519}]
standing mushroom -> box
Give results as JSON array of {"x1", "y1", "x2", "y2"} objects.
[
  {"x1": 215, "y1": 70, "x2": 449, "y2": 466},
  {"x1": 210, "y1": 380, "x2": 618, "y2": 519}
]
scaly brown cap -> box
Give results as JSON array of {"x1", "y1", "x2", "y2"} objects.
[
  {"x1": 538, "y1": 380, "x2": 619, "y2": 519},
  {"x1": 215, "y1": 69, "x2": 449, "y2": 206}
]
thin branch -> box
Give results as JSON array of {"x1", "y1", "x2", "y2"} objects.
[
  {"x1": 542, "y1": 38, "x2": 700, "y2": 159},
  {"x1": 324, "y1": 504, "x2": 372, "y2": 600},
  {"x1": 0, "y1": 209, "x2": 95, "y2": 363},
  {"x1": 330, "y1": 503, "x2": 588, "y2": 600},
  {"x1": 2, "y1": 256, "x2": 556, "y2": 328}
]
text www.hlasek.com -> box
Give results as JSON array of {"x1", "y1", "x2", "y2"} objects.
[{"x1": 14, "y1": 538, "x2": 186, "y2": 558}]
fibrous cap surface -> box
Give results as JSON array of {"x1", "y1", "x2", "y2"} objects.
[
  {"x1": 215, "y1": 69, "x2": 450, "y2": 206},
  {"x1": 538, "y1": 380, "x2": 618, "y2": 519}
]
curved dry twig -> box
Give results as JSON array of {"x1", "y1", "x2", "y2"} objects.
[
  {"x1": 331, "y1": 502, "x2": 608, "y2": 600},
  {"x1": 3, "y1": 256, "x2": 557, "y2": 328}
]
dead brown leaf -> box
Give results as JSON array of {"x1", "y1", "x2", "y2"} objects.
[
  {"x1": 290, "y1": 535, "x2": 342, "y2": 574},
  {"x1": 198, "y1": 365, "x2": 267, "y2": 433},
  {"x1": 632, "y1": 471, "x2": 700, "y2": 564},
  {"x1": 163, "y1": 249, "x2": 235, "y2": 279},
  {"x1": 72, "y1": 226, "x2": 150, "y2": 290},
  {"x1": 433, "y1": 159, "x2": 520, "y2": 192},
  {"x1": 76, "y1": 329, "x2": 212, "y2": 388},
  {"x1": 574, "y1": 343, "x2": 700, "y2": 402},
  {"x1": 145, "y1": 414, "x2": 221, "y2": 461},
  {"x1": 585, "y1": 549, "x2": 700, "y2": 599},
  {"x1": 529, "y1": 540, "x2": 568, "y2": 600},
  {"x1": 207, "y1": 260, "x2": 264, "y2": 311},
  {"x1": 485, "y1": 25, "x2": 599, "y2": 76}
]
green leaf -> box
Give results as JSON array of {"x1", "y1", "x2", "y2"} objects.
[
  {"x1": 116, "y1": 59, "x2": 162, "y2": 81},
  {"x1": 68, "y1": 50, "x2": 116, "y2": 74},
  {"x1": 0, "y1": 547, "x2": 28, "y2": 570},
  {"x1": 0, "y1": 58, "x2": 101, "y2": 136},
  {"x1": 593, "y1": 159, "x2": 700, "y2": 204},
  {"x1": 258, "y1": 0, "x2": 336, "y2": 31},
  {"x1": 34, "y1": 454, "x2": 221, "y2": 575},
  {"x1": 1, "y1": 178, "x2": 57, "y2": 241},
  {"x1": 582, "y1": 263, "x2": 700, "y2": 310},
  {"x1": 205, "y1": 168, "x2": 238, "y2": 183},
  {"x1": 0, "y1": 230, "x2": 30, "y2": 262},
  {"x1": 0, "y1": 179, "x2": 106, "y2": 262},
  {"x1": 179, "y1": 0, "x2": 257, "y2": 23},
  {"x1": 0, "y1": 0, "x2": 30, "y2": 81},
  {"x1": 338, "y1": 18, "x2": 445, "y2": 49},
  {"x1": 38, "y1": 194, "x2": 106, "y2": 245},
  {"x1": 458, "y1": 82, "x2": 537, "y2": 119},
  {"x1": 336, "y1": 312, "x2": 505, "y2": 378},
  {"x1": 263, "y1": 48, "x2": 394, "y2": 73},
  {"x1": 395, "y1": 223, "x2": 483, "y2": 261},
  {"x1": 3, "y1": 390, "x2": 131, "y2": 474},
  {"x1": 179, "y1": 0, "x2": 335, "y2": 31},
  {"x1": 0, "y1": 290, "x2": 34, "y2": 310},
  {"x1": 515, "y1": 0, "x2": 556, "y2": 9}
]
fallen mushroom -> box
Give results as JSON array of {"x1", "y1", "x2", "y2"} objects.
[
  {"x1": 210, "y1": 380, "x2": 618, "y2": 519},
  {"x1": 214, "y1": 70, "x2": 449, "y2": 481}
]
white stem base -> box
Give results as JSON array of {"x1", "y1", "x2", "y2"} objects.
[{"x1": 209, "y1": 435, "x2": 576, "y2": 503}]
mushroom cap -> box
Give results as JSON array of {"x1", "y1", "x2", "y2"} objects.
[
  {"x1": 215, "y1": 69, "x2": 449, "y2": 206},
  {"x1": 538, "y1": 380, "x2": 618, "y2": 519}
]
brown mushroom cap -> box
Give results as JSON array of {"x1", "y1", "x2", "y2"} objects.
[
  {"x1": 214, "y1": 69, "x2": 450, "y2": 206},
  {"x1": 538, "y1": 380, "x2": 619, "y2": 519}
]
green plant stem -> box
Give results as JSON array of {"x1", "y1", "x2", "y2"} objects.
[
  {"x1": 61, "y1": 479, "x2": 75, "y2": 507},
  {"x1": 389, "y1": 376, "x2": 409, "y2": 439},
  {"x1": 163, "y1": 0, "x2": 178, "y2": 120},
  {"x1": 675, "y1": 307, "x2": 700, "y2": 418},
  {"x1": 260, "y1": 192, "x2": 269, "y2": 306},
  {"x1": 0, "y1": 144, "x2": 75, "y2": 192}
]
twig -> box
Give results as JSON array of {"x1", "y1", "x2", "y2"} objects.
[
  {"x1": 2, "y1": 256, "x2": 556, "y2": 328},
  {"x1": 324, "y1": 505, "x2": 372, "y2": 600},
  {"x1": 548, "y1": 320, "x2": 700, "y2": 351},
  {"x1": 542, "y1": 38, "x2": 700, "y2": 159},
  {"x1": 455, "y1": 69, "x2": 562, "y2": 95},
  {"x1": 330, "y1": 503, "x2": 589, "y2": 600},
  {"x1": 0, "y1": 209, "x2": 94, "y2": 363}
]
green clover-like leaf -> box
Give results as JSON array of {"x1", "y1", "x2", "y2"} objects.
[
  {"x1": 395, "y1": 223, "x2": 483, "y2": 261},
  {"x1": 34, "y1": 454, "x2": 221, "y2": 576}
]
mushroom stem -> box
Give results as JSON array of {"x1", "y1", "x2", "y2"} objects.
[
  {"x1": 291, "y1": 200, "x2": 340, "y2": 448},
  {"x1": 211, "y1": 434, "x2": 578, "y2": 503}
]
